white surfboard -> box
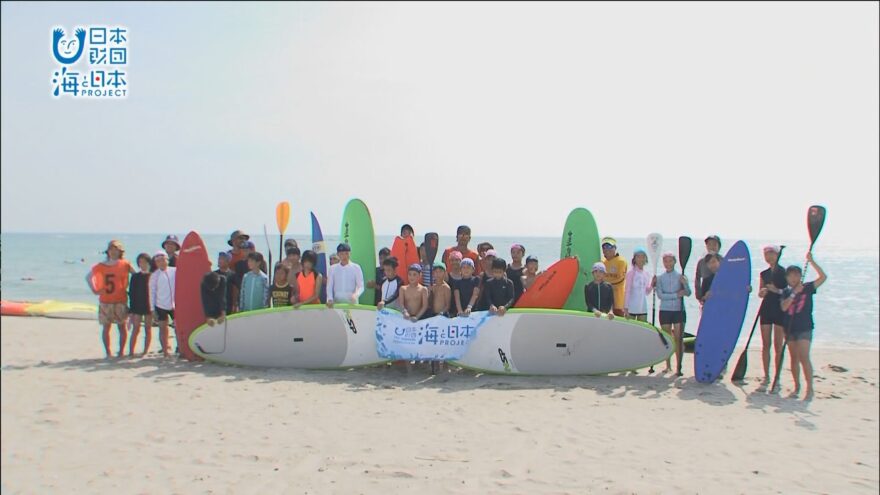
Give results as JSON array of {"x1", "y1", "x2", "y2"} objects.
[
  {"x1": 189, "y1": 304, "x2": 388, "y2": 368},
  {"x1": 451, "y1": 309, "x2": 674, "y2": 375}
]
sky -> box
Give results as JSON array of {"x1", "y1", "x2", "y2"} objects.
[{"x1": 1, "y1": 2, "x2": 878, "y2": 247}]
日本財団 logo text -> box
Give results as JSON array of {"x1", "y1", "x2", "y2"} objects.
[{"x1": 51, "y1": 25, "x2": 129, "y2": 98}]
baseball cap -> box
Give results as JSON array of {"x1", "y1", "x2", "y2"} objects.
[
  {"x1": 337, "y1": 243, "x2": 352, "y2": 253},
  {"x1": 525, "y1": 255, "x2": 538, "y2": 263},
  {"x1": 408, "y1": 263, "x2": 422, "y2": 273},
  {"x1": 662, "y1": 251, "x2": 677, "y2": 260},
  {"x1": 633, "y1": 246, "x2": 647, "y2": 256},
  {"x1": 449, "y1": 251, "x2": 463, "y2": 261},
  {"x1": 601, "y1": 237, "x2": 617, "y2": 248},
  {"x1": 510, "y1": 243, "x2": 525, "y2": 253},
  {"x1": 432, "y1": 262, "x2": 446, "y2": 271},
  {"x1": 591, "y1": 262, "x2": 606, "y2": 273},
  {"x1": 461, "y1": 258, "x2": 475, "y2": 268}
]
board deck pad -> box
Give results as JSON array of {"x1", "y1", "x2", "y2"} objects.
[
  {"x1": 452, "y1": 309, "x2": 673, "y2": 375},
  {"x1": 515, "y1": 257, "x2": 579, "y2": 309},
  {"x1": 340, "y1": 199, "x2": 377, "y2": 305},
  {"x1": 174, "y1": 231, "x2": 211, "y2": 361},
  {"x1": 190, "y1": 305, "x2": 387, "y2": 368},
  {"x1": 560, "y1": 208, "x2": 601, "y2": 312},
  {"x1": 694, "y1": 241, "x2": 752, "y2": 383},
  {"x1": 310, "y1": 212, "x2": 328, "y2": 303}
]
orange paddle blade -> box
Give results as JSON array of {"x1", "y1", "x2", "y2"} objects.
[{"x1": 276, "y1": 202, "x2": 291, "y2": 234}]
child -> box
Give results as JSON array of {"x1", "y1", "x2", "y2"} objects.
[
  {"x1": 447, "y1": 251, "x2": 463, "y2": 283},
  {"x1": 419, "y1": 243, "x2": 433, "y2": 287},
  {"x1": 584, "y1": 262, "x2": 614, "y2": 320},
  {"x1": 429, "y1": 263, "x2": 451, "y2": 318},
  {"x1": 654, "y1": 252, "x2": 690, "y2": 375},
  {"x1": 329, "y1": 253, "x2": 340, "y2": 266},
  {"x1": 294, "y1": 250, "x2": 324, "y2": 307},
  {"x1": 695, "y1": 235, "x2": 722, "y2": 301},
  {"x1": 240, "y1": 252, "x2": 270, "y2": 311},
  {"x1": 601, "y1": 237, "x2": 628, "y2": 317},
  {"x1": 148, "y1": 251, "x2": 176, "y2": 357},
  {"x1": 699, "y1": 253, "x2": 722, "y2": 305},
  {"x1": 442, "y1": 225, "x2": 479, "y2": 273},
  {"x1": 453, "y1": 258, "x2": 481, "y2": 317},
  {"x1": 161, "y1": 235, "x2": 181, "y2": 267},
  {"x1": 215, "y1": 252, "x2": 239, "y2": 314},
  {"x1": 521, "y1": 255, "x2": 540, "y2": 291},
  {"x1": 507, "y1": 244, "x2": 527, "y2": 304},
  {"x1": 376, "y1": 257, "x2": 403, "y2": 311},
  {"x1": 325, "y1": 243, "x2": 364, "y2": 307},
  {"x1": 483, "y1": 258, "x2": 515, "y2": 316},
  {"x1": 127, "y1": 253, "x2": 153, "y2": 357},
  {"x1": 399, "y1": 264, "x2": 429, "y2": 322},
  {"x1": 400, "y1": 224, "x2": 415, "y2": 238},
  {"x1": 369, "y1": 247, "x2": 392, "y2": 304},
  {"x1": 270, "y1": 264, "x2": 294, "y2": 308},
  {"x1": 200, "y1": 271, "x2": 227, "y2": 326},
  {"x1": 233, "y1": 240, "x2": 255, "y2": 289},
  {"x1": 758, "y1": 244, "x2": 787, "y2": 384},
  {"x1": 86, "y1": 240, "x2": 136, "y2": 358},
  {"x1": 281, "y1": 246, "x2": 302, "y2": 297},
  {"x1": 624, "y1": 247, "x2": 653, "y2": 321},
  {"x1": 476, "y1": 243, "x2": 495, "y2": 277},
  {"x1": 780, "y1": 253, "x2": 827, "y2": 401}
]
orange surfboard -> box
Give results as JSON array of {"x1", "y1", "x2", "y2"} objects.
[
  {"x1": 390, "y1": 236, "x2": 420, "y2": 281},
  {"x1": 515, "y1": 257, "x2": 579, "y2": 309},
  {"x1": 174, "y1": 231, "x2": 211, "y2": 361}
]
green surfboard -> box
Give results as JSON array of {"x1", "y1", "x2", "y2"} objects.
[
  {"x1": 560, "y1": 208, "x2": 602, "y2": 312},
  {"x1": 340, "y1": 198, "x2": 377, "y2": 305}
]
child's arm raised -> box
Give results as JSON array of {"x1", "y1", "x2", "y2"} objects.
[{"x1": 807, "y1": 252, "x2": 827, "y2": 289}]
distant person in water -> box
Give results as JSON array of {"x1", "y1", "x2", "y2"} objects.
[
  {"x1": 483, "y1": 258, "x2": 515, "y2": 316},
  {"x1": 400, "y1": 264, "x2": 429, "y2": 322},
  {"x1": 699, "y1": 253, "x2": 722, "y2": 305},
  {"x1": 624, "y1": 247, "x2": 653, "y2": 321},
  {"x1": 326, "y1": 243, "x2": 364, "y2": 308},
  {"x1": 376, "y1": 257, "x2": 403, "y2": 311},
  {"x1": 270, "y1": 264, "x2": 294, "y2": 308},
  {"x1": 654, "y1": 252, "x2": 690, "y2": 375},
  {"x1": 369, "y1": 247, "x2": 392, "y2": 305},
  {"x1": 148, "y1": 251, "x2": 176, "y2": 357},
  {"x1": 695, "y1": 235, "x2": 721, "y2": 301},
  {"x1": 758, "y1": 244, "x2": 787, "y2": 385},
  {"x1": 428, "y1": 263, "x2": 451, "y2": 318},
  {"x1": 200, "y1": 271, "x2": 227, "y2": 327},
  {"x1": 293, "y1": 250, "x2": 323, "y2": 307},
  {"x1": 601, "y1": 237, "x2": 627, "y2": 317},
  {"x1": 453, "y1": 258, "x2": 480, "y2": 317},
  {"x1": 215, "y1": 252, "x2": 239, "y2": 314},
  {"x1": 521, "y1": 255, "x2": 540, "y2": 292},
  {"x1": 780, "y1": 253, "x2": 827, "y2": 401},
  {"x1": 86, "y1": 240, "x2": 136, "y2": 358},
  {"x1": 161, "y1": 235, "x2": 181, "y2": 268},
  {"x1": 240, "y1": 252, "x2": 269, "y2": 312},
  {"x1": 442, "y1": 225, "x2": 479, "y2": 275},
  {"x1": 585, "y1": 262, "x2": 614, "y2": 320},
  {"x1": 507, "y1": 244, "x2": 526, "y2": 304},
  {"x1": 127, "y1": 253, "x2": 153, "y2": 357}
]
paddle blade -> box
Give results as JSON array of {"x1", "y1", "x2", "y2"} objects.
[
  {"x1": 731, "y1": 351, "x2": 748, "y2": 382},
  {"x1": 678, "y1": 236, "x2": 693, "y2": 271},
  {"x1": 807, "y1": 205, "x2": 826, "y2": 248},
  {"x1": 276, "y1": 201, "x2": 291, "y2": 234},
  {"x1": 646, "y1": 233, "x2": 663, "y2": 271}
]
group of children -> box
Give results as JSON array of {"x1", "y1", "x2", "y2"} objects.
[{"x1": 88, "y1": 227, "x2": 826, "y2": 399}]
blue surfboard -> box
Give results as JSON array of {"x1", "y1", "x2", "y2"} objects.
[
  {"x1": 694, "y1": 240, "x2": 751, "y2": 383},
  {"x1": 310, "y1": 212, "x2": 328, "y2": 303}
]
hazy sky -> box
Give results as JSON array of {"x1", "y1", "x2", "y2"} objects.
[{"x1": 2, "y1": 2, "x2": 878, "y2": 246}]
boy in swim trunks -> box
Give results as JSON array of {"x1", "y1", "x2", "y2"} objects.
[
  {"x1": 86, "y1": 240, "x2": 137, "y2": 358},
  {"x1": 780, "y1": 253, "x2": 827, "y2": 401},
  {"x1": 522, "y1": 255, "x2": 540, "y2": 291},
  {"x1": 601, "y1": 237, "x2": 628, "y2": 317},
  {"x1": 399, "y1": 264, "x2": 429, "y2": 322},
  {"x1": 428, "y1": 263, "x2": 451, "y2": 318}
]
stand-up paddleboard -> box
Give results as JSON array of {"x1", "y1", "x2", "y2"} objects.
[
  {"x1": 424, "y1": 233, "x2": 439, "y2": 264},
  {"x1": 694, "y1": 240, "x2": 751, "y2": 383},
  {"x1": 174, "y1": 231, "x2": 211, "y2": 361},
  {"x1": 190, "y1": 304, "x2": 388, "y2": 368},
  {"x1": 452, "y1": 308, "x2": 673, "y2": 375},
  {"x1": 31, "y1": 300, "x2": 97, "y2": 320},
  {"x1": 560, "y1": 208, "x2": 601, "y2": 312},
  {"x1": 310, "y1": 212, "x2": 328, "y2": 303},
  {"x1": 391, "y1": 235, "x2": 420, "y2": 280},
  {"x1": 341, "y1": 199, "x2": 376, "y2": 305},
  {"x1": 515, "y1": 258, "x2": 579, "y2": 309}
]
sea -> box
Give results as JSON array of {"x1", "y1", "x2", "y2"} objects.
[{"x1": 1, "y1": 233, "x2": 877, "y2": 349}]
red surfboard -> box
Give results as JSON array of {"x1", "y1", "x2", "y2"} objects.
[
  {"x1": 390, "y1": 235, "x2": 420, "y2": 281},
  {"x1": 174, "y1": 231, "x2": 211, "y2": 361},
  {"x1": 515, "y1": 257, "x2": 579, "y2": 309}
]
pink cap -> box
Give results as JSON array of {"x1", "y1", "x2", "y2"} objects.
[{"x1": 449, "y1": 251, "x2": 463, "y2": 261}]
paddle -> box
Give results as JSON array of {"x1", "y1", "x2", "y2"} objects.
[
  {"x1": 676, "y1": 236, "x2": 692, "y2": 373},
  {"x1": 276, "y1": 201, "x2": 290, "y2": 261},
  {"x1": 263, "y1": 224, "x2": 273, "y2": 287},
  {"x1": 646, "y1": 233, "x2": 666, "y2": 373},
  {"x1": 425, "y1": 233, "x2": 439, "y2": 264},
  {"x1": 731, "y1": 245, "x2": 786, "y2": 383},
  {"x1": 771, "y1": 206, "x2": 827, "y2": 392}
]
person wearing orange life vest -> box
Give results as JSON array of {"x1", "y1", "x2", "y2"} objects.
[
  {"x1": 601, "y1": 237, "x2": 628, "y2": 317},
  {"x1": 85, "y1": 240, "x2": 137, "y2": 358},
  {"x1": 294, "y1": 250, "x2": 324, "y2": 307}
]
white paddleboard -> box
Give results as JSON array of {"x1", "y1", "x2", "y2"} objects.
[
  {"x1": 451, "y1": 309, "x2": 673, "y2": 375},
  {"x1": 190, "y1": 304, "x2": 388, "y2": 368}
]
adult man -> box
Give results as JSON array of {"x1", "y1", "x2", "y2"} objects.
[{"x1": 326, "y1": 243, "x2": 364, "y2": 307}]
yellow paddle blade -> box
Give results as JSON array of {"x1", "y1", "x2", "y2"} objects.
[{"x1": 276, "y1": 201, "x2": 291, "y2": 234}]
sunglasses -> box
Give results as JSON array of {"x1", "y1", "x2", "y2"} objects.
[{"x1": 602, "y1": 244, "x2": 615, "y2": 249}]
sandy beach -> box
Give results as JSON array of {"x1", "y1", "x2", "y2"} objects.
[{"x1": 1, "y1": 316, "x2": 877, "y2": 494}]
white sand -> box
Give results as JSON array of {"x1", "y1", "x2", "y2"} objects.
[{"x1": 2, "y1": 316, "x2": 878, "y2": 494}]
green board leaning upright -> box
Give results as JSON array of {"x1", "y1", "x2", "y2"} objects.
[
  {"x1": 560, "y1": 208, "x2": 602, "y2": 312},
  {"x1": 340, "y1": 198, "x2": 377, "y2": 306}
]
